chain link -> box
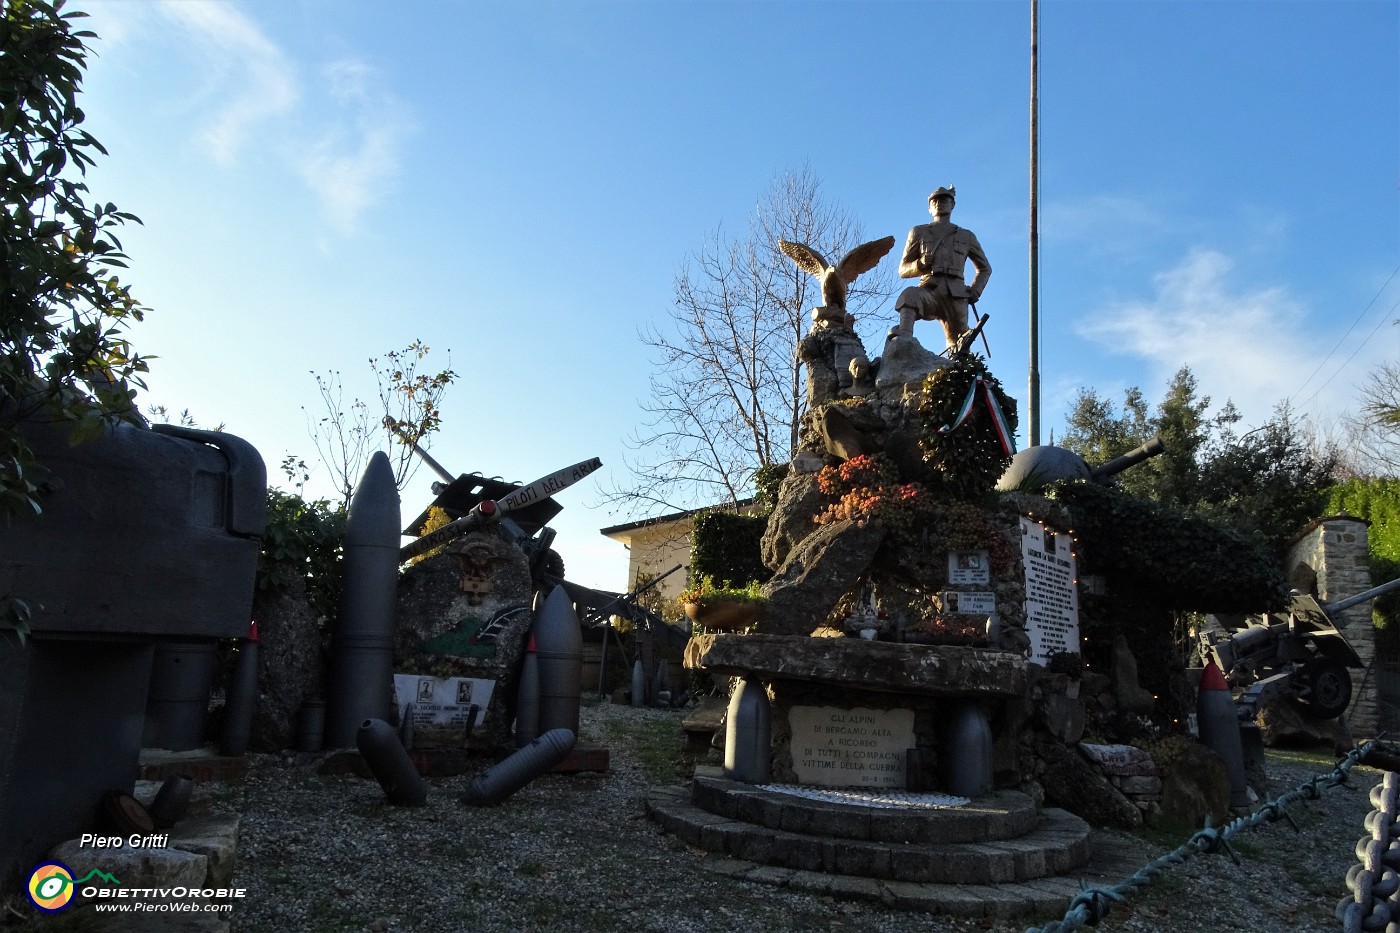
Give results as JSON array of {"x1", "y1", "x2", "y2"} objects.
[
  {"x1": 1027, "y1": 739, "x2": 1379, "y2": 933},
  {"x1": 1338, "y1": 767, "x2": 1400, "y2": 932}
]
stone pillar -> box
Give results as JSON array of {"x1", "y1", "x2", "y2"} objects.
[{"x1": 1286, "y1": 517, "x2": 1376, "y2": 736}]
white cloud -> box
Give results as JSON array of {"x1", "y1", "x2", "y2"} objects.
[
  {"x1": 1075, "y1": 248, "x2": 1385, "y2": 429},
  {"x1": 144, "y1": 3, "x2": 411, "y2": 233},
  {"x1": 157, "y1": 1, "x2": 298, "y2": 165},
  {"x1": 297, "y1": 59, "x2": 414, "y2": 234}
]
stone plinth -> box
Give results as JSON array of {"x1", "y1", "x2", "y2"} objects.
[
  {"x1": 689, "y1": 634, "x2": 1029, "y2": 790},
  {"x1": 688, "y1": 634, "x2": 1027, "y2": 698}
]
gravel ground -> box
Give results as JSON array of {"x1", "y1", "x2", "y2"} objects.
[
  {"x1": 231, "y1": 704, "x2": 1384, "y2": 933},
  {"x1": 6, "y1": 703, "x2": 1383, "y2": 933}
]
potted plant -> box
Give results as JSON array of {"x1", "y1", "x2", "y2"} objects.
[{"x1": 678, "y1": 577, "x2": 766, "y2": 632}]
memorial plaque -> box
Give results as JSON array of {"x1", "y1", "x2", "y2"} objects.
[
  {"x1": 392, "y1": 674, "x2": 496, "y2": 745},
  {"x1": 943, "y1": 590, "x2": 995, "y2": 615},
  {"x1": 789, "y1": 706, "x2": 915, "y2": 788},
  {"x1": 1020, "y1": 517, "x2": 1080, "y2": 663},
  {"x1": 948, "y1": 551, "x2": 990, "y2": 585}
]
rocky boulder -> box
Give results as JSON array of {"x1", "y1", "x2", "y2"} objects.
[
  {"x1": 873, "y1": 333, "x2": 949, "y2": 389},
  {"x1": 1030, "y1": 734, "x2": 1142, "y2": 830},
  {"x1": 1037, "y1": 692, "x2": 1086, "y2": 745},
  {"x1": 760, "y1": 469, "x2": 828, "y2": 571},
  {"x1": 1155, "y1": 742, "x2": 1230, "y2": 830},
  {"x1": 759, "y1": 519, "x2": 886, "y2": 636},
  {"x1": 1256, "y1": 692, "x2": 1353, "y2": 753},
  {"x1": 1111, "y1": 634, "x2": 1157, "y2": 715},
  {"x1": 395, "y1": 532, "x2": 536, "y2": 748}
]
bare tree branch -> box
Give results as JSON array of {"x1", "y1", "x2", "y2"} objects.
[
  {"x1": 1343, "y1": 359, "x2": 1400, "y2": 476},
  {"x1": 599, "y1": 166, "x2": 894, "y2": 517}
]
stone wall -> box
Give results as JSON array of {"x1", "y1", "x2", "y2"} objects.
[{"x1": 1286, "y1": 517, "x2": 1376, "y2": 735}]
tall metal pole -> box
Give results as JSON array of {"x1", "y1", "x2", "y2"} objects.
[{"x1": 1028, "y1": 0, "x2": 1042, "y2": 447}]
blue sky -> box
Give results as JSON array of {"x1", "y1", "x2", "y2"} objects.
[{"x1": 72, "y1": 0, "x2": 1398, "y2": 593}]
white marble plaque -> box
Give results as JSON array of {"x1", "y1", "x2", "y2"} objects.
[
  {"x1": 789, "y1": 706, "x2": 915, "y2": 789},
  {"x1": 1020, "y1": 517, "x2": 1080, "y2": 663},
  {"x1": 948, "y1": 551, "x2": 990, "y2": 584},
  {"x1": 944, "y1": 590, "x2": 996, "y2": 615}
]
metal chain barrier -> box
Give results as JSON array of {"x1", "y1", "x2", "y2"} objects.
[
  {"x1": 1338, "y1": 769, "x2": 1400, "y2": 932},
  {"x1": 1027, "y1": 739, "x2": 1379, "y2": 933}
]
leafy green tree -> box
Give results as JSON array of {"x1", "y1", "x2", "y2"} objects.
[
  {"x1": 1062, "y1": 366, "x2": 1339, "y2": 554},
  {"x1": 0, "y1": 0, "x2": 148, "y2": 517},
  {"x1": 1061, "y1": 384, "x2": 1148, "y2": 467},
  {"x1": 1062, "y1": 366, "x2": 1220, "y2": 503},
  {"x1": 1194, "y1": 402, "x2": 1338, "y2": 551}
]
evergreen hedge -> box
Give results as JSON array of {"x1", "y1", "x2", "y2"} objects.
[{"x1": 689, "y1": 511, "x2": 769, "y2": 588}]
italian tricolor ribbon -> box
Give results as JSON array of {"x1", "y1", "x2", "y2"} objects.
[{"x1": 937, "y1": 375, "x2": 1017, "y2": 456}]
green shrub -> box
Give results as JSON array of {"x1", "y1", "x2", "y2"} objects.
[
  {"x1": 690, "y1": 510, "x2": 768, "y2": 588},
  {"x1": 1050, "y1": 482, "x2": 1288, "y2": 613},
  {"x1": 257, "y1": 489, "x2": 345, "y2": 627}
]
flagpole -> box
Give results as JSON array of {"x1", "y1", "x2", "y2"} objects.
[{"x1": 1028, "y1": 0, "x2": 1042, "y2": 447}]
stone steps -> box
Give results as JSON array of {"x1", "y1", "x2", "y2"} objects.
[
  {"x1": 684, "y1": 845, "x2": 1142, "y2": 921},
  {"x1": 690, "y1": 772, "x2": 1040, "y2": 843},
  {"x1": 647, "y1": 786, "x2": 1090, "y2": 885},
  {"x1": 647, "y1": 775, "x2": 1154, "y2": 920}
]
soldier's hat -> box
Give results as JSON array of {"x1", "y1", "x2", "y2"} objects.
[{"x1": 928, "y1": 185, "x2": 956, "y2": 203}]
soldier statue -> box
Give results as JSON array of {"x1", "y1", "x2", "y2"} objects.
[{"x1": 893, "y1": 186, "x2": 991, "y2": 350}]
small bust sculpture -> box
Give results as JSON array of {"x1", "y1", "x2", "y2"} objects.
[{"x1": 893, "y1": 186, "x2": 991, "y2": 350}]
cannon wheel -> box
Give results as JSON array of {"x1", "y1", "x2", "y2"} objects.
[{"x1": 1297, "y1": 656, "x2": 1352, "y2": 719}]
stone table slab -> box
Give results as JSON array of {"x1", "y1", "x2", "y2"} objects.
[{"x1": 689, "y1": 634, "x2": 1027, "y2": 697}]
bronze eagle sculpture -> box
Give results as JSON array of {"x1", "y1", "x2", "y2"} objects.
[{"x1": 778, "y1": 235, "x2": 895, "y2": 312}]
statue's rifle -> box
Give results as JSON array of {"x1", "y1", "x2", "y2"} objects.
[
  {"x1": 398, "y1": 456, "x2": 603, "y2": 562},
  {"x1": 967, "y1": 302, "x2": 992, "y2": 357},
  {"x1": 953, "y1": 308, "x2": 992, "y2": 359}
]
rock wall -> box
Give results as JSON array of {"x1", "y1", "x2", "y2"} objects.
[
  {"x1": 1286, "y1": 517, "x2": 1376, "y2": 736},
  {"x1": 395, "y1": 533, "x2": 536, "y2": 749},
  {"x1": 249, "y1": 577, "x2": 325, "y2": 751}
]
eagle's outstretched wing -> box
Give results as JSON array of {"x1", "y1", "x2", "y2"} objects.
[
  {"x1": 836, "y1": 236, "x2": 896, "y2": 284},
  {"x1": 778, "y1": 240, "x2": 830, "y2": 277}
]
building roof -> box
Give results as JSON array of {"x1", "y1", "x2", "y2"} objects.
[{"x1": 599, "y1": 497, "x2": 758, "y2": 539}]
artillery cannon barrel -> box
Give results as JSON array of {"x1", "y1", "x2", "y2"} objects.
[
  {"x1": 1322, "y1": 577, "x2": 1400, "y2": 615},
  {"x1": 385, "y1": 420, "x2": 456, "y2": 485},
  {"x1": 1089, "y1": 435, "x2": 1166, "y2": 482}
]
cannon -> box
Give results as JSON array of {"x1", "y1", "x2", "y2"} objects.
[
  {"x1": 1195, "y1": 578, "x2": 1400, "y2": 719},
  {"x1": 996, "y1": 435, "x2": 1166, "y2": 492}
]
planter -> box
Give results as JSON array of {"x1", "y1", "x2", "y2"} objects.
[{"x1": 683, "y1": 600, "x2": 764, "y2": 632}]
